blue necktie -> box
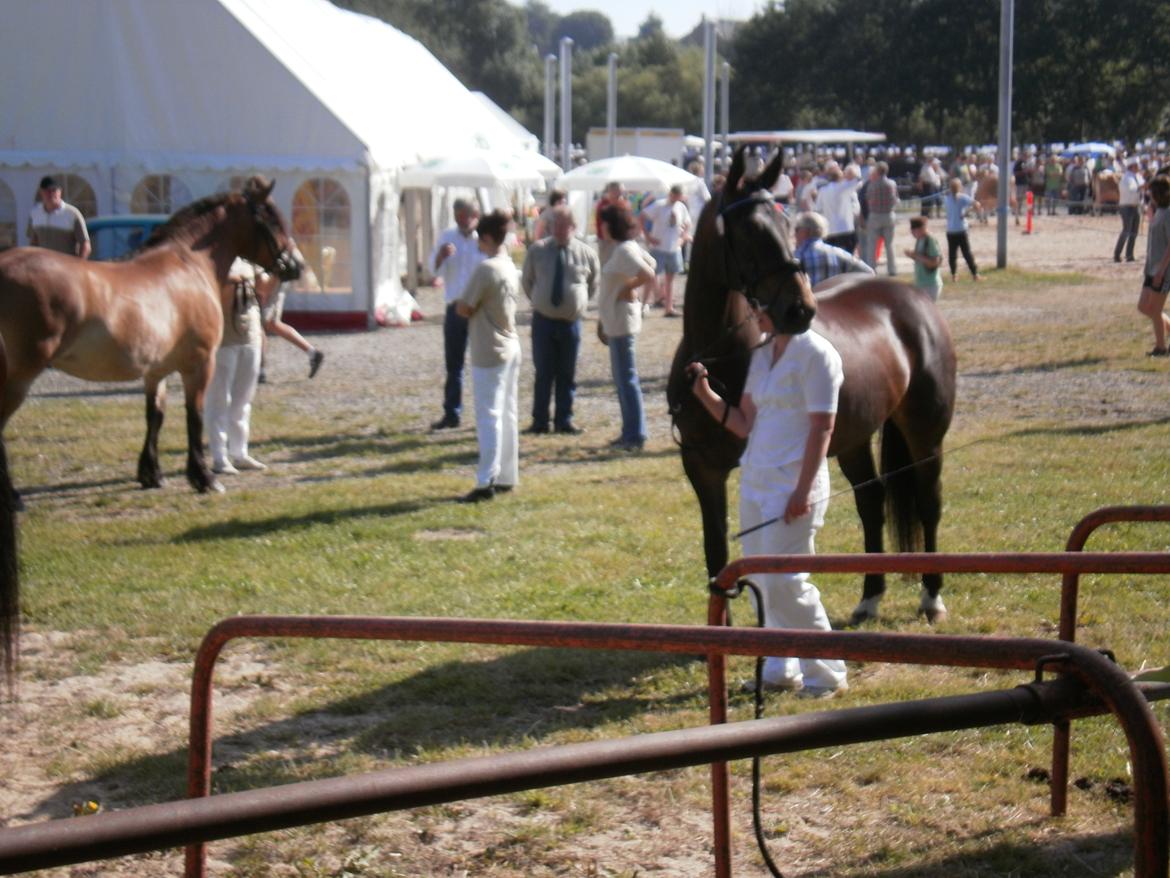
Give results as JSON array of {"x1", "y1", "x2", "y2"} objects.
[{"x1": 551, "y1": 246, "x2": 565, "y2": 307}]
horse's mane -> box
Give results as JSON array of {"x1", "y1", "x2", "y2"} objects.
[{"x1": 143, "y1": 192, "x2": 238, "y2": 249}]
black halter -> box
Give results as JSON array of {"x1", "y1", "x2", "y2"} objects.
[{"x1": 250, "y1": 203, "x2": 301, "y2": 281}]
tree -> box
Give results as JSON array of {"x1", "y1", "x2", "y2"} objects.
[{"x1": 560, "y1": 11, "x2": 614, "y2": 52}]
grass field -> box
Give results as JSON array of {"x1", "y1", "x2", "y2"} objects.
[{"x1": 3, "y1": 215, "x2": 1169, "y2": 876}]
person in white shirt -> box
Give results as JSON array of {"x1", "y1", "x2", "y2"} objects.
[
  {"x1": 430, "y1": 199, "x2": 484, "y2": 430},
  {"x1": 643, "y1": 185, "x2": 691, "y2": 317},
  {"x1": 1115, "y1": 157, "x2": 1146, "y2": 263},
  {"x1": 814, "y1": 162, "x2": 864, "y2": 255},
  {"x1": 687, "y1": 287, "x2": 848, "y2": 698}
]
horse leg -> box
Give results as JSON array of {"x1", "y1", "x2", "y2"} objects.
[
  {"x1": 681, "y1": 448, "x2": 731, "y2": 580},
  {"x1": 182, "y1": 365, "x2": 221, "y2": 494},
  {"x1": 910, "y1": 450, "x2": 947, "y2": 623},
  {"x1": 837, "y1": 444, "x2": 887, "y2": 625},
  {"x1": 137, "y1": 379, "x2": 167, "y2": 489}
]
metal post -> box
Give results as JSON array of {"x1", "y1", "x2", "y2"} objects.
[
  {"x1": 702, "y1": 20, "x2": 716, "y2": 188},
  {"x1": 559, "y1": 38, "x2": 574, "y2": 172},
  {"x1": 720, "y1": 61, "x2": 731, "y2": 170},
  {"x1": 996, "y1": 0, "x2": 1014, "y2": 268},
  {"x1": 543, "y1": 54, "x2": 556, "y2": 161},
  {"x1": 606, "y1": 53, "x2": 618, "y2": 158}
]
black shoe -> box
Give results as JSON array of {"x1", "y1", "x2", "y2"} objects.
[
  {"x1": 555, "y1": 423, "x2": 584, "y2": 435},
  {"x1": 494, "y1": 484, "x2": 514, "y2": 493},
  {"x1": 522, "y1": 423, "x2": 550, "y2": 435},
  {"x1": 308, "y1": 349, "x2": 325, "y2": 378},
  {"x1": 431, "y1": 414, "x2": 460, "y2": 431},
  {"x1": 460, "y1": 485, "x2": 495, "y2": 503},
  {"x1": 257, "y1": 370, "x2": 268, "y2": 385},
  {"x1": 1114, "y1": 255, "x2": 1122, "y2": 263}
]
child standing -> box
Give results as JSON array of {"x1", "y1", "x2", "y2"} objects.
[{"x1": 905, "y1": 216, "x2": 943, "y2": 301}]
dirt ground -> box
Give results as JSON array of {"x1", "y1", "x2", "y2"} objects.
[{"x1": 0, "y1": 208, "x2": 1157, "y2": 876}]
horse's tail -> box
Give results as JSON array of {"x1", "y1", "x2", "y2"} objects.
[
  {"x1": 0, "y1": 337, "x2": 17, "y2": 694},
  {"x1": 881, "y1": 419, "x2": 923, "y2": 554}
]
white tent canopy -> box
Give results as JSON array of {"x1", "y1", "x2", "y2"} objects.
[
  {"x1": 0, "y1": 0, "x2": 533, "y2": 328},
  {"x1": 559, "y1": 155, "x2": 702, "y2": 194}
]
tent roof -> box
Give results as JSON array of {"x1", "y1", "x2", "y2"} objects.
[{"x1": 0, "y1": 0, "x2": 529, "y2": 173}]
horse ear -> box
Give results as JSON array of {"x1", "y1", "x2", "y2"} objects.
[
  {"x1": 725, "y1": 145, "x2": 748, "y2": 194},
  {"x1": 758, "y1": 149, "x2": 786, "y2": 192},
  {"x1": 243, "y1": 175, "x2": 275, "y2": 203}
]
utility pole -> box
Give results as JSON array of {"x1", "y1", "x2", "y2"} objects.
[{"x1": 996, "y1": 0, "x2": 1015, "y2": 268}]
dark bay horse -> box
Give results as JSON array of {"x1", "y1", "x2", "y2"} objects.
[
  {"x1": 667, "y1": 147, "x2": 957, "y2": 624},
  {"x1": 0, "y1": 176, "x2": 302, "y2": 686}
]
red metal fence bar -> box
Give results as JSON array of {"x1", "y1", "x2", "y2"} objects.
[
  {"x1": 707, "y1": 551, "x2": 1170, "y2": 877},
  {"x1": 1049, "y1": 506, "x2": 1170, "y2": 816},
  {"x1": 2, "y1": 675, "x2": 1165, "y2": 875}
]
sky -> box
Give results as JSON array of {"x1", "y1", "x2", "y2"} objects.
[{"x1": 522, "y1": 0, "x2": 766, "y2": 39}]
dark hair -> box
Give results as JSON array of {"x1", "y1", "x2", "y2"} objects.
[
  {"x1": 477, "y1": 209, "x2": 511, "y2": 245},
  {"x1": 909, "y1": 216, "x2": 927, "y2": 230},
  {"x1": 599, "y1": 203, "x2": 637, "y2": 241},
  {"x1": 38, "y1": 175, "x2": 59, "y2": 191},
  {"x1": 1150, "y1": 175, "x2": 1170, "y2": 210},
  {"x1": 548, "y1": 189, "x2": 567, "y2": 207}
]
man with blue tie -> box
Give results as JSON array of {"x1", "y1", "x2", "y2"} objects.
[{"x1": 520, "y1": 206, "x2": 599, "y2": 435}]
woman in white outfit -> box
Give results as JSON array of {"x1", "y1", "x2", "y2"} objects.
[
  {"x1": 455, "y1": 210, "x2": 521, "y2": 502},
  {"x1": 206, "y1": 259, "x2": 278, "y2": 475},
  {"x1": 687, "y1": 289, "x2": 848, "y2": 698}
]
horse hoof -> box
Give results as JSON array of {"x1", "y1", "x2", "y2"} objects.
[
  {"x1": 918, "y1": 590, "x2": 948, "y2": 625},
  {"x1": 138, "y1": 478, "x2": 163, "y2": 490},
  {"x1": 198, "y1": 478, "x2": 225, "y2": 495},
  {"x1": 849, "y1": 597, "x2": 882, "y2": 627}
]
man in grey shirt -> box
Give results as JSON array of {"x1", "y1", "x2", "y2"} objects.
[{"x1": 520, "y1": 206, "x2": 599, "y2": 434}]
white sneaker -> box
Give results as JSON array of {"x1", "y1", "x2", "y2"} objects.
[
  {"x1": 211, "y1": 460, "x2": 238, "y2": 475},
  {"x1": 232, "y1": 455, "x2": 267, "y2": 471}
]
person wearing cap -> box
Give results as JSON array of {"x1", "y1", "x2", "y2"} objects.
[
  {"x1": 27, "y1": 176, "x2": 90, "y2": 258},
  {"x1": 1115, "y1": 157, "x2": 1146, "y2": 263}
]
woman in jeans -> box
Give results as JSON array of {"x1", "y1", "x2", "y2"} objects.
[
  {"x1": 942, "y1": 178, "x2": 982, "y2": 282},
  {"x1": 597, "y1": 204, "x2": 656, "y2": 451}
]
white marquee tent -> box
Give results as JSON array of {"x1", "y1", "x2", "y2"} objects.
[{"x1": 0, "y1": 0, "x2": 534, "y2": 329}]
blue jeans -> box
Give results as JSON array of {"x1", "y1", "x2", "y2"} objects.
[
  {"x1": 442, "y1": 303, "x2": 469, "y2": 420},
  {"x1": 530, "y1": 312, "x2": 580, "y2": 430},
  {"x1": 608, "y1": 333, "x2": 645, "y2": 445}
]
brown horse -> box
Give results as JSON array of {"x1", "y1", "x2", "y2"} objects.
[
  {"x1": 667, "y1": 147, "x2": 957, "y2": 624},
  {"x1": 0, "y1": 176, "x2": 302, "y2": 686}
]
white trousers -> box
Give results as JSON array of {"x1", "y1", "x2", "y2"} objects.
[
  {"x1": 471, "y1": 352, "x2": 520, "y2": 489},
  {"x1": 739, "y1": 496, "x2": 847, "y2": 690},
  {"x1": 206, "y1": 342, "x2": 261, "y2": 464}
]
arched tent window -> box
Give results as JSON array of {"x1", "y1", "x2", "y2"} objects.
[
  {"x1": 0, "y1": 180, "x2": 16, "y2": 250},
  {"x1": 57, "y1": 173, "x2": 98, "y2": 218},
  {"x1": 131, "y1": 175, "x2": 192, "y2": 215},
  {"x1": 292, "y1": 178, "x2": 351, "y2": 293}
]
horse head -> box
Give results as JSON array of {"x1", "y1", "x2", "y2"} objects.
[
  {"x1": 241, "y1": 176, "x2": 304, "y2": 282},
  {"x1": 716, "y1": 146, "x2": 815, "y2": 335}
]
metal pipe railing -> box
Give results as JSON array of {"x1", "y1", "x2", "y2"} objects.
[{"x1": 1049, "y1": 506, "x2": 1170, "y2": 816}]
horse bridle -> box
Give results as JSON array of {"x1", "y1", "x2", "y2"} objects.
[
  {"x1": 715, "y1": 189, "x2": 806, "y2": 330},
  {"x1": 250, "y1": 202, "x2": 300, "y2": 281}
]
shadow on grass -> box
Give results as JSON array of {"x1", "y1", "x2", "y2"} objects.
[
  {"x1": 823, "y1": 827, "x2": 1132, "y2": 877},
  {"x1": 1007, "y1": 413, "x2": 1170, "y2": 439},
  {"x1": 962, "y1": 355, "x2": 1107, "y2": 378},
  {"x1": 174, "y1": 497, "x2": 437, "y2": 542},
  {"x1": 20, "y1": 646, "x2": 703, "y2": 822}
]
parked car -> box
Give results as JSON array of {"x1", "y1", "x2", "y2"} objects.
[{"x1": 86, "y1": 214, "x2": 168, "y2": 261}]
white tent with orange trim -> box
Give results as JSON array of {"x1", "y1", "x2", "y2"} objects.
[{"x1": 0, "y1": 0, "x2": 534, "y2": 329}]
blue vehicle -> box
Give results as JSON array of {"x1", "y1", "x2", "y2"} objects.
[{"x1": 86, "y1": 214, "x2": 169, "y2": 261}]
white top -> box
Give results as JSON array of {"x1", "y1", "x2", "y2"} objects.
[
  {"x1": 599, "y1": 240, "x2": 655, "y2": 338},
  {"x1": 739, "y1": 330, "x2": 843, "y2": 514},
  {"x1": 648, "y1": 199, "x2": 690, "y2": 253},
  {"x1": 431, "y1": 226, "x2": 484, "y2": 304},
  {"x1": 1119, "y1": 170, "x2": 1145, "y2": 207},
  {"x1": 814, "y1": 178, "x2": 862, "y2": 235}
]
